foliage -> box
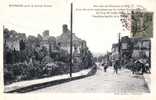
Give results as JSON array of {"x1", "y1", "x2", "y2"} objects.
[{"x1": 3, "y1": 28, "x2": 95, "y2": 85}]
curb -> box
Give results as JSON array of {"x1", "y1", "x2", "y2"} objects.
[
  {"x1": 143, "y1": 74, "x2": 151, "y2": 91},
  {"x1": 5, "y1": 66, "x2": 97, "y2": 93}
]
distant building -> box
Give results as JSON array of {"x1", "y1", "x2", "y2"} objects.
[
  {"x1": 42, "y1": 30, "x2": 50, "y2": 40},
  {"x1": 110, "y1": 36, "x2": 151, "y2": 65},
  {"x1": 120, "y1": 36, "x2": 133, "y2": 64},
  {"x1": 56, "y1": 24, "x2": 86, "y2": 54},
  {"x1": 102, "y1": 52, "x2": 112, "y2": 65},
  {"x1": 111, "y1": 43, "x2": 119, "y2": 61},
  {"x1": 26, "y1": 35, "x2": 37, "y2": 49},
  {"x1": 131, "y1": 37, "x2": 150, "y2": 59},
  {"x1": 17, "y1": 33, "x2": 26, "y2": 41},
  {"x1": 4, "y1": 29, "x2": 26, "y2": 51},
  {"x1": 40, "y1": 36, "x2": 57, "y2": 53},
  {"x1": 4, "y1": 26, "x2": 89, "y2": 65},
  {"x1": 5, "y1": 39, "x2": 20, "y2": 51},
  {"x1": 40, "y1": 30, "x2": 57, "y2": 53}
]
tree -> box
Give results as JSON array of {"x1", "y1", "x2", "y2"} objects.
[
  {"x1": 4, "y1": 28, "x2": 10, "y2": 39},
  {"x1": 80, "y1": 46, "x2": 94, "y2": 69},
  {"x1": 20, "y1": 40, "x2": 25, "y2": 51}
]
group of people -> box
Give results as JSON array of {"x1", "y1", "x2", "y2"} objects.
[
  {"x1": 101, "y1": 58, "x2": 150, "y2": 75},
  {"x1": 129, "y1": 58, "x2": 151, "y2": 75},
  {"x1": 101, "y1": 60, "x2": 120, "y2": 74}
]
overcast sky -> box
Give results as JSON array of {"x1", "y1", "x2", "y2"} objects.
[{"x1": 3, "y1": 0, "x2": 131, "y2": 55}]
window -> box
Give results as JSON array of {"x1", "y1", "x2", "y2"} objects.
[{"x1": 122, "y1": 43, "x2": 127, "y2": 49}]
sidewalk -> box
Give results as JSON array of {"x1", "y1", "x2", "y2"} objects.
[
  {"x1": 143, "y1": 73, "x2": 151, "y2": 90},
  {"x1": 4, "y1": 68, "x2": 95, "y2": 93}
]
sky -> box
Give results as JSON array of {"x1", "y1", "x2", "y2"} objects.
[{"x1": 2, "y1": 0, "x2": 131, "y2": 55}]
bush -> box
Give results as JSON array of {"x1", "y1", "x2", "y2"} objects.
[
  {"x1": 4, "y1": 63, "x2": 45, "y2": 85},
  {"x1": 42, "y1": 61, "x2": 70, "y2": 77}
]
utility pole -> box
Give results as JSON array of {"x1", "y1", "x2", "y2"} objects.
[
  {"x1": 118, "y1": 33, "x2": 121, "y2": 62},
  {"x1": 69, "y1": 3, "x2": 73, "y2": 77}
]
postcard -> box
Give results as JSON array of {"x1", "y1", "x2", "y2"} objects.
[{"x1": 0, "y1": 0, "x2": 156, "y2": 100}]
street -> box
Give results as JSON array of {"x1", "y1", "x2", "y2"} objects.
[{"x1": 29, "y1": 65, "x2": 150, "y2": 94}]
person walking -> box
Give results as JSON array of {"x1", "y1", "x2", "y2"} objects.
[
  {"x1": 104, "y1": 64, "x2": 108, "y2": 72},
  {"x1": 114, "y1": 60, "x2": 119, "y2": 74}
]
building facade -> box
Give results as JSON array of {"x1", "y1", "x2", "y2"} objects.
[
  {"x1": 56, "y1": 24, "x2": 86, "y2": 54},
  {"x1": 111, "y1": 36, "x2": 151, "y2": 66}
]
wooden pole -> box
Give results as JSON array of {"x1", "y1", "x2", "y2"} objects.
[
  {"x1": 69, "y1": 3, "x2": 73, "y2": 77},
  {"x1": 118, "y1": 33, "x2": 121, "y2": 61}
]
